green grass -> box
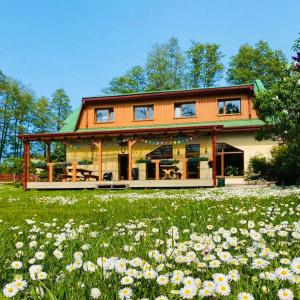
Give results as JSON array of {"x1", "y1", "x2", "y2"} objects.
[{"x1": 0, "y1": 184, "x2": 299, "y2": 299}]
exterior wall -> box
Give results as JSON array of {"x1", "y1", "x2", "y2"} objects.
[
  {"x1": 217, "y1": 132, "x2": 277, "y2": 173},
  {"x1": 66, "y1": 136, "x2": 213, "y2": 180},
  {"x1": 77, "y1": 92, "x2": 258, "y2": 130},
  {"x1": 65, "y1": 132, "x2": 277, "y2": 180}
]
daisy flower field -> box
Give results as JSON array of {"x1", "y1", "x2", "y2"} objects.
[{"x1": 0, "y1": 185, "x2": 299, "y2": 299}]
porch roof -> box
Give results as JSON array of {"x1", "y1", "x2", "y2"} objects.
[{"x1": 18, "y1": 119, "x2": 264, "y2": 142}]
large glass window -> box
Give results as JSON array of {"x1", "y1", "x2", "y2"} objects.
[
  {"x1": 186, "y1": 144, "x2": 200, "y2": 158},
  {"x1": 95, "y1": 108, "x2": 114, "y2": 122},
  {"x1": 134, "y1": 105, "x2": 154, "y2": 120},
  {"x1": 216, "y1": 143, "x2": 244, "y2": 176},
  {"x1": 218, "y1": 99, "x2": 241, "y2": 114},
  {"x1": 174, "y1": 102, "x2": 196, "y2": 118},
  {"x1": 146, "y1": 145, "x2": 173, "y2": 159}
]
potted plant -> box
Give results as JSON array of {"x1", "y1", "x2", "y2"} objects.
[{"x1": 224, "y1": 166, "x2": 239, "y2": 176}]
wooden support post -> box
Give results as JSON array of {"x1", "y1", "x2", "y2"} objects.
[
  {"x1": 46, "y1": 142, "x2": 51, "y2": 163},
  {"x1": 47, "y1": 163, "x2": 54, "y2": 182},
  {"x1": 71, "y1": 161, "x2": 77, "y2": 182},
  {"x1": 221, "y1": 148, "x2": 224, "y2": 177},
  {"x1": 181, "y1": 159, "x2": 187, "y2": 180},
  {"x1": 128, "y1": 140, "x2": 137, "y2": 180},
  {"x1": 155, "y1": 160, "x2": 160, "y2": 180},
  {"x1": 94, "y1": 140, "x2": 102, "y2": 181},
  {"x1": 212, "y1": 127, "x2": 217, "y2": 187},
  {"x1": 23, "y1": 141, "x2": 29, "y2": 191}
]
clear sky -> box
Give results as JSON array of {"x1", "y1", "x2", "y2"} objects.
[{"x1": 0, "y1": 0, "x2": 298, "y2": 108}]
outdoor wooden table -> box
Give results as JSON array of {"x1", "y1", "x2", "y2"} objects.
[
  {"x1": 160, "y1": 165, "x2": 176, "y2": 179},
  {"x1": 67, "y1": 167, "x2": 93, "y2": 181}
]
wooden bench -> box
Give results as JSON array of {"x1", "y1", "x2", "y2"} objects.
[{"x1": 83, "y1": 174, "x2": 99, "y2": 181}]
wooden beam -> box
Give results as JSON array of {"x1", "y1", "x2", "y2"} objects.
[
  {"x1": 128, "y1": 140, "x2": 137, "y2": 180},
  {"x1": 94, "y1": 140, "x2": 102, "y2": 181},
  {"x1": 45, "y1": 142, "x2": 51, "y2": 163},
  {"x1": 71, "y1": 161, "x2": 77, "y2": 182},
  {"x1": 212, "y1": 127, "x2": 217, "y2": 187},
  {"x1": 221, "y1": 148, "x2": 224, "y2": 177},
  {"x1": 155, "y1": 160, "x2": 160, "y2": 180},
  {"x1": 181, "y1": 158, "x2": 187, "y2": 180},
  {"x1": 23, "y1": 141, "x2": 29, "y2": 191},
  {"x1": 47, "y1": 163, "x2": 54, "y2": 182}
]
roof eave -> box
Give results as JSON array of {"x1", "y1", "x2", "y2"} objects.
[{"x1": 82, "y1": 85, "x2": 254, "y2": 104}]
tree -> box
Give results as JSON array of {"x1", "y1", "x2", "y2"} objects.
[
  {"x1": 50, "y1": 89, "x2": 72, "y2": 132},
  {"x1": 186, "y1": 42, "x2": 224, "y2": 88},
  {"x1": 227, "y1": 41, "x2": 287, "y2": 89},
  {"x1": 146, "y1": 37, "x2": 185, "y2": 91},
  {"x1": 252, "y1": 38, "x2": 300, "y2": 184},
  {"x1": 104, "y1": 66, "x2": 147, "y2": 95}
]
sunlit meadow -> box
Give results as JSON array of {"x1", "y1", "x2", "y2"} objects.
[{"x1": 0, "y1": 185, "x2": 299, "y2": 299}]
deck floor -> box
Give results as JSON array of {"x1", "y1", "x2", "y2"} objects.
[{"x1": 27, "y1": 179, "x2": 215, "y2": 190}]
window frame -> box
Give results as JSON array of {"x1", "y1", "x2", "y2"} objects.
[
  {"x1": 94, "y1": 107, "x2": 115, "y2": 123},
  {"x1": 174, "y1": 101, "x2": 197, "y2": 118},
  {"x1": 217, "y1": 98, "x2": 241, "y2": 116},
  {"x1": 133, "y1": 104, "x2": 154, "y2": 121}
]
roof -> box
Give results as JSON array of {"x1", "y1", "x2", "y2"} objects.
[
  {"x1": 58, "y1": 80, "x2": 265, "y2": 134},
  {"x1": 76, "y1": 119, "x2": 264, "y2": 133},
  {"x1": 59, "y1": 106, "x2": 81, "y2": 133}
]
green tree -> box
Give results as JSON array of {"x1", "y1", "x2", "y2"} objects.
[
  {"x1": 227, "y1": 41, "x2": 287, "y2": 89},
  {"x1": 50, "y1": 89, "x2": 72, "y2": 132},
  {"x1": 186, "y1": 42, "x2": 224, "y2": 88},
  {"x1": 146, "y1": 37, "x2": 185, "y2": 91},
  {"x1": 104, "y1": 66, "x2": 147, "y2": 95}
]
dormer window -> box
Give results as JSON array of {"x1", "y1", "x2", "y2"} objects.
[
  {"x1": 174, "y1": 102, "x2": 196, "y2": 118},
  {"x1": 218, "y1": 99, "x2": 241, "y2": 115},
  {"x1": 95, "y1": 108, "x2": 114, "y2": 123}
]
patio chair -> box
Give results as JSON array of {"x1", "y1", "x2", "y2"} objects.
[{"x1": 103, "y1": 172, "x2": 113, "y2": 181}]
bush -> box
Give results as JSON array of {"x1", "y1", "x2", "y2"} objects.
[
  {"x1": 247, "y1": 155, "x2": 272, "y2": 181},
  {"x1": 247, "y1": 145, "x2": 300, "y2": 185},
  {"x1": 270, "y1": 145, "x2": 300, "y2": 185}
]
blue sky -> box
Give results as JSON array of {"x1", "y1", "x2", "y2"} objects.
[{"x1": 0, "y1": 0, "x2": 298, "y2": 108}]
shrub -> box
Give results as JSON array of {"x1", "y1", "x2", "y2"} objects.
[
  {"x1": 247, "y1": 145, "x2": 300, "y2": 185},
  {"x1": 247, "y1": 155, "x2": 272, "y2": 181}
]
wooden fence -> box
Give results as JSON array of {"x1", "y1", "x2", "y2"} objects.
[{"x1": 0, "y1": 173, "x2": 37, "y2": 183}]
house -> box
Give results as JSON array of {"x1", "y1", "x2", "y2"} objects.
[{"x1": 19, "y1": 80, "x2": 276, "y2": 190}]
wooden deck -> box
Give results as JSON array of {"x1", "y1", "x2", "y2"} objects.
[{"x1": 26, "y1": 179, "x2": 214, "y2": 190}]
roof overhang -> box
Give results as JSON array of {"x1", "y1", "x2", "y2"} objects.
[
  {"x1": 18, "y1": 125, "x2": 224, "y2": 142},
  {"x1": 82, "y1": 85, "x2": 254, "y2": 104}
]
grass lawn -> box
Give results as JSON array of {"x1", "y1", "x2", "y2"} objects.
[{"x1": 0, "y1": 184, "x2": 299, "y2": 299}]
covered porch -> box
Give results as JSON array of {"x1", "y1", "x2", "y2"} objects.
[{"x1": 19, "y1": 125, "x2": 222, "y2": 190}]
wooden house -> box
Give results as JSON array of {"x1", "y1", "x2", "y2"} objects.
[{"x1": 19, "y1": 80, "x2": 276, "y2": 189}]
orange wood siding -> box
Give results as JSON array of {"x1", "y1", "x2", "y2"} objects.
[{"x1": 78, "y1": 92, "x2": 258, "y2": 130}]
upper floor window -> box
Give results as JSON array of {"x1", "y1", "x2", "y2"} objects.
[
  {"x1": 218, "y1": 99, "x2": 241, "y2": 115},
  {"x1": 95, "y1": 108, "x2": 114, "y2": 123},
  {"x1": 174, "y1": 102, "x2": 196, "y2": 118},
  {"x1": 134, "y1": 105, "x2": 154, "y2": 120}
]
